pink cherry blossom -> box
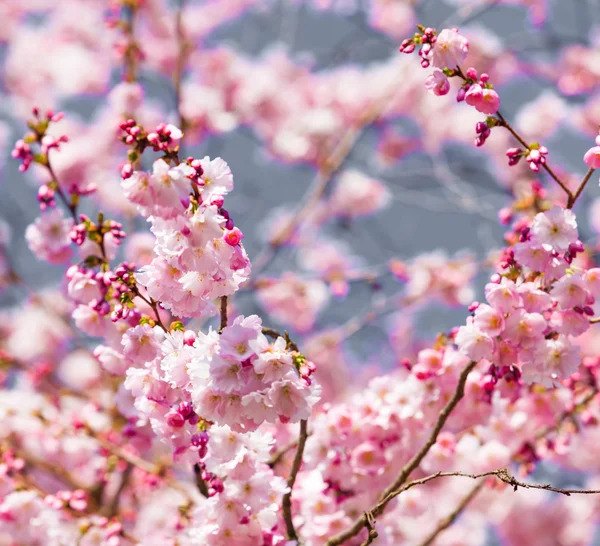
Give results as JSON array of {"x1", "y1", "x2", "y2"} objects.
[{"x1": 431, "y1": 28, "x2": 469, "y2": 69}]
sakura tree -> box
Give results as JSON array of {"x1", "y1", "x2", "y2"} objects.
[{"x1": 2, "y1": 1, "x2": 600, "y2": 546}]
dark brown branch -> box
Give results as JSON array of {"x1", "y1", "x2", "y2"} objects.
[
  {"x1": 219, "y1": 296, "x2": 228, "y2": 333},
  {"x1": 360, "y1": 512, "x2": 378, "y2": 546},
  {"x1": 193, "y1": 463, "x2": 210, "y2": 498},
  {"x1": 282, "y1": 419, "x2": 309, "y2": 541}
]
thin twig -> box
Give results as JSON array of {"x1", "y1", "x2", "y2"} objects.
[
  {"x1": 46, "y1": 160, "x2": 78, "y2": 222},
  {"x1": 569, "y1": 167, "x2": 595, "y2": 208},
  {"x1": 495, "y1": 111, "x2": 574, "y2": 200},
  {"x1": 282, "y1": 419, "x2": 309, "y2": 541}
]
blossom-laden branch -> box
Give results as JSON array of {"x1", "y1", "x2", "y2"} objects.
[
  {"x1": 325, "y1": 360, "x2": 477, "y2": 546},
  {"x1": 401, "y1": 26, "x2": 596, "y2": 211}
]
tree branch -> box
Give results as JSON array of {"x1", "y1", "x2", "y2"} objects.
[
  {"x1": 325, "y1": 360, "x2": 477, "y2": 546},
  {"x1": 219, "y1": 296, "x2": 228, "y2": 333},
  {"x1": 282, "y1": 419, "x2": 309, "y2": 541},
  {"x1": 568, "y1": 167, "x2": 595, "y2": 208}
]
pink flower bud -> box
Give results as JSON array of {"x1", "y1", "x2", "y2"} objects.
[
  {"x1": 166, "y1": 410, "x2": 185, "y2": 428},
  {"x1": 583, "y1": 146, "x2": 600, "y2": 169},
  {"x1": 224, "y1": 227, "x2": 243, "y2": 246}
]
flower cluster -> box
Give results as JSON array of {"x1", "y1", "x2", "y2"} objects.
[
  {"x1": 123, "y1": 315, "x2": 319, "y2": 442},
  {"x1": 121, "y1": 144, "x2": 250, "y2": 318},
  {"x1": 456, "y1": 206, "x2": 594, "y2": 388}
]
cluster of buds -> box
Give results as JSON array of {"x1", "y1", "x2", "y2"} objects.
[
  {"x1": 459, "y1": 70, "x2": 501, "y2": 115},
  {"x1": 525, "y1": 144, "x2": 549, "y2": 172},
  {"x1": 120, "y1": 120, "x2": 184, "y2": 178},
  {"x1": 165, "y1": 401, "x2": 200, "y2": 429},
  {"x1": 111, "y1": 263, "x2": 143, "y2": 322},
  {"x1": 37, "y1": 184, "x2": 56, "y2": 210},
  {"x1": 119, "y1": 119, "x2": 147, "y2": 178},
  {"x1": 497, "y1": 247, "x2": 517, "y2": 270},
  {"x1": 475, "y1": 120, "x2": 492, "y2": 147},
  {"x1": 478, "y1": 363, "x2": 522, "y2": 403},
  {"x1": 11, "y1": 140, "x2": 33, "y2": 172},
  {"x1": 11, "y1": 108, "x2": 69, "y2": 172},
  {"x1": 506, "y1": 147, "x2": 524, "y2": 166},
  {"x1": 191, "y1": 431, "x2": 210, "y2": 460},
  {"x1": 11, "y1": 108, "x2": 66, "y2": 172},
  {"x1": 195, "y1": 463, "x2": 224, "y2": 497},
  {"x1": 184, "y1": 156, "x2": 205, "y2": 195},
  {"x1": 71, "y1": 213, "x2": 126, "y2": 251},
  {"x1": 147, "y1": 123, "x2": 183, "y2": 152},
  {"x1": 399, "y1": 26, "x2": 437, "y2": 68},
  {"x1": 564, "y1": 239, "x2": 585, "y2": 264}
]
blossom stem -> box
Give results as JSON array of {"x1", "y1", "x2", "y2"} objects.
[
  {"x1": 46, "y1": 158, "x2": 78, "y2": 222},
  {"x1": 282, "y1": 418, "x2": 309, "y2": 542},
  {"x1": 131, "y1": 285, "x2": 167, "y2": 331}
]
